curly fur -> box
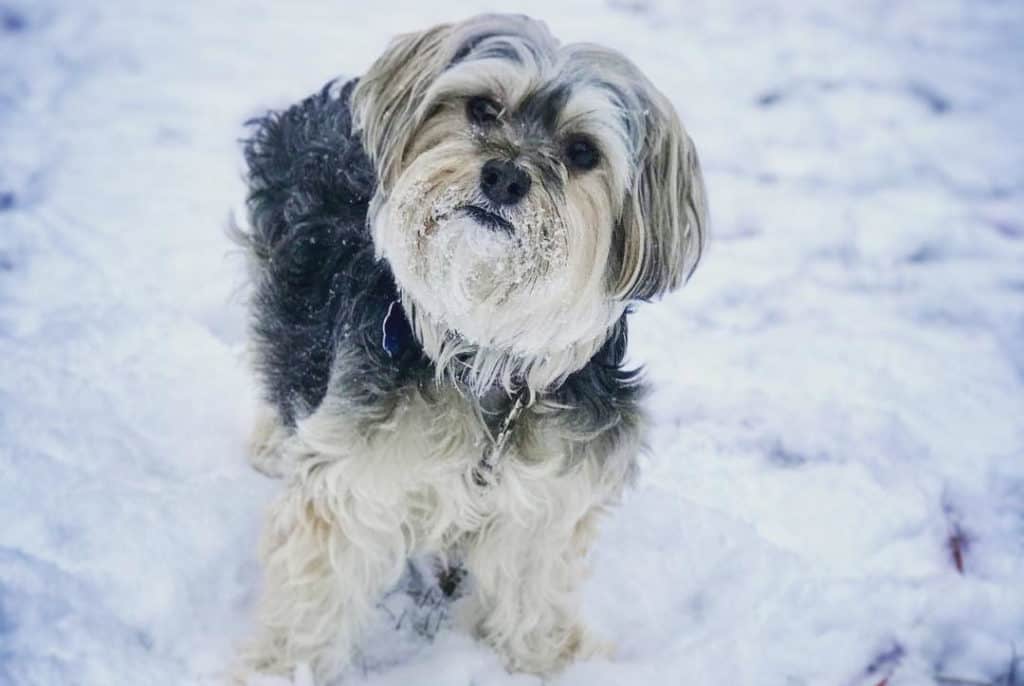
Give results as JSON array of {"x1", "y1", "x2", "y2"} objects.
[{"x1": 235, "y1": 13, "x2": 705, "y2": 684}]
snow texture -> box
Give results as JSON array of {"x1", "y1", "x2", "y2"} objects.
[{"x1": 1, "y1": 1, "x2": 1023, "y2": 685}]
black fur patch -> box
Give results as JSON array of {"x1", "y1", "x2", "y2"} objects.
[
  {"x1": 548, "y1": 314, "x2": 645, "y2": 461},
  {"x1": 243, "y1": 80, "x2": 428, "y2": 425},
  {"x1": 517, "y1": 83, "x2": 571, "y2": 134}
]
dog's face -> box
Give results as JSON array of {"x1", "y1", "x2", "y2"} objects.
[{"x1": 353, "y1": 14, "x2": 705, "y2": 390}]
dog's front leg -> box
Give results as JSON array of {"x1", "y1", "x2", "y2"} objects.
[
  {"x1": 243, "y1": 449, "x2": 410, "y2": 684},
  {"x1": 462, "y1": 493, "x2": 608, "y2": 675}
]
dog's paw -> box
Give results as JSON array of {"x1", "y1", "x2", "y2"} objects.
[{"x1": 491, "y1": 624, "x2": 616, "y2": 676}]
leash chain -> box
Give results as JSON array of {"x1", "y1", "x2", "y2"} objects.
[{"x1": 472, "y1": 389, "x2": 528, "y2": 486}]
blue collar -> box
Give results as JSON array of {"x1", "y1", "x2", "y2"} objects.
[{"x1": 381, "y1": 299, "x2": 412, "y2": 359}]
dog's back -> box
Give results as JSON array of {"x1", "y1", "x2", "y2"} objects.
[{"x1": 241, "y1": 80, "x2": 412, "y2": 425}]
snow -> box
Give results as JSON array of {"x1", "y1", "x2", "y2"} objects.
[{"x1": 1, "y1": 1, "x2": 1022, "y2": 685}]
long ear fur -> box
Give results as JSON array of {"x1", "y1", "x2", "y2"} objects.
[
  {"x1": 350, "y1": 23, "x2": 454, "y2": 190},
  {"x1": 613, "y1": 93, "x2": 707, "y2": 301}
]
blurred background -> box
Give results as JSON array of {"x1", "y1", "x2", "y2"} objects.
[{"x1": 1, "y1": 2, "x2": 1022, "y2": 685}]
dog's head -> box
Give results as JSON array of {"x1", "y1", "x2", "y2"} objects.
[{"x1": 352, "y1": 14, "x2": 706, "y2": 391}]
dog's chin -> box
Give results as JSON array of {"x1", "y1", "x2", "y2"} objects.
[{"x1": 408, "y1": 211, "x2": 534, "y2": 342}]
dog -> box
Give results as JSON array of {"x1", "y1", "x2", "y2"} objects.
[{"x1": 236, "y1": 13, "x2": 705, "y2": 683}]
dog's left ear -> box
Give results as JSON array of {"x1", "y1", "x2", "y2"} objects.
[
  {"x1": 351, "y1": 22, "x2": 454, "y2": 189},
  {"x1": 611, "y1": 93, "x2": 707, "y2": 301}
]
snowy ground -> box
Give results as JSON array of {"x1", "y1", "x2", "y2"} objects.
[{"x1": 2, "y1": 1, "x2": 1023, "y2": 685}]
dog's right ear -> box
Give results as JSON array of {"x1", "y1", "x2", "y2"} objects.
[{"x1": 351, "y1": 23, "x2": 454, "y2": 190}]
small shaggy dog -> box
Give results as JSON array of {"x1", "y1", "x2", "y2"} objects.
[{"x1": 237, "y1": 13, "x2": 705, "y2": 683}]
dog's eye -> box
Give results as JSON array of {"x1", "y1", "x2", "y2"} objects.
[
  {"x1": 564, "y1": 136, "x2": 600, "y2": 172},
  {"x1": 466, "y1": 96, "x2": 501, "y2": 126}
]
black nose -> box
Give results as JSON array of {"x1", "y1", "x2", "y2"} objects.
[{"x1": 480, "y1": 159, "x2": 531, "y2": 206}]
